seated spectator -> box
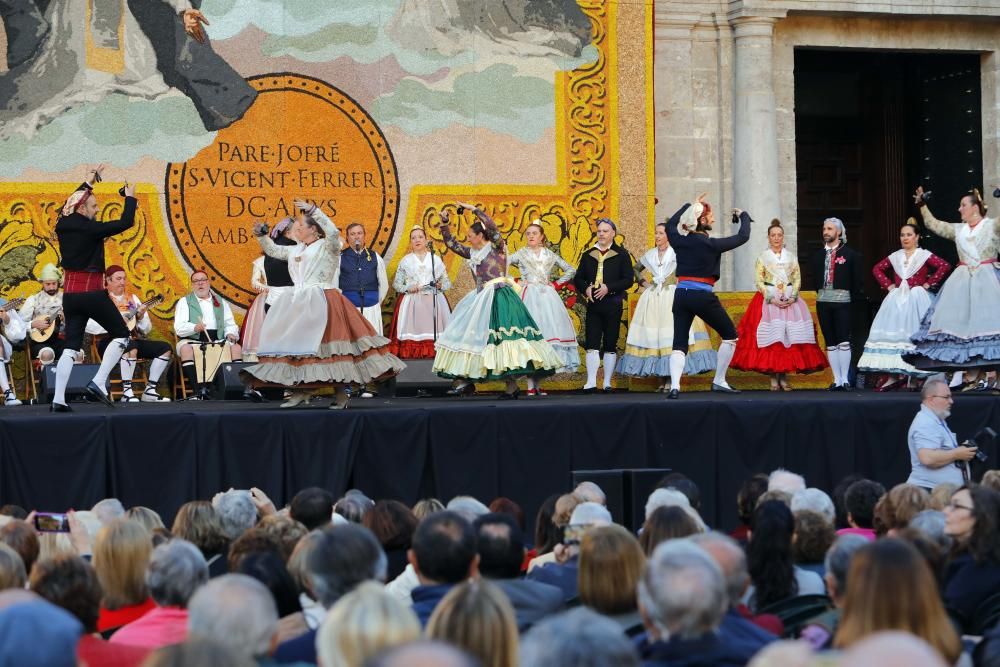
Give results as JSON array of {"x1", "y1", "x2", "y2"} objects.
[
  {"x1": 520, "y1": 607, "x2": 639, "y2": 667},
  {"x1": 213, "y1": 490, "x2": 258, "y2": 541},
  {"x1": 334, "y1": 495, "x2": 370, "y2": 524},
  {"x1": 832, "y1": 474, "x2": 864, "y2": 529},
  {"x1": 0, "y1": 519, "x2": 39, "y2": 578},
  {"x1": 872, "y1": 484, "x2": 930, "y2": 537},
  {"x1": 833, "y1": 538, "x2": 961, "y2": 665},
  {"x1": 838, "y1": 479, "x2": 885, "y2": 541},
  {"x1": 427, "y1": 580, "x2": 518, "y2": 667},
  {"x1": 639, "y1": 506, "x2": 701, "y2": 556},
  {"x1": 289, "y1": 487, "x2": 335, "y2": 531},
  {"x1": 929, "y1": 482, "x2": 959, "y2": 511},
  {"x1": 731, "y1": 474, "x2": 769, "y2": 544},
  {"x1": 0, "y1": 591, "x2": 83, "y2": 667},
  {"x1": 573, "y1": 481, "x2": 607, "y2": 507},
  {"x1": 140, "y1": 637, "x2": 256, "y2": 667},
  {"x1": 363, "y1": 500, "x2": 419, "y2": 581},
  {"x1": 644, "y1": 488, "x2": 699, "y2": 523},
  {"x1": 126, "y1": 507, "x2": 165, "y2": 534},
  {"x1": 791, "y1": 488, "x2": 836, "y2": 525},
  {"x1": 908, "y1": 509, "x2": 952, "y2": 556},
  {"x1": 691, "y1": 532, "x2": 780, "y2": 646},
  {"x1": 368, "y1": 640, "x2": 479, "y2": 667},
  {"x1": 578, "y1": 524, "x2": 645, "y2": 634},
  {"x1": 171, "y1": 501, "x2": 230, "y2": 578},
  {"x1": 637, "y1": 540, "x2": 759, "y2": 667},
  {"x1": 473, "y1": 513, "x2": 563, "y2": 632},
  {"x1": 0, "y1": 504, "x2": 27, "y2": 520},
  {"x1": 93, "y1": 519, "x2": 155, "y2": 636},
  {"x1": 488, "y1": 497, "x2": 527, "y2": 529},
  {"x1": 110, "y1": 539, "x2": 208, "y2": 650},
  {"x1": 256, "y1": 515, "x2": 307, "y2": 563},
  {"x1": 941, "y1": 483, "x2": 1000, "y2": 633},
  {"x1": 793, "y1": 510, "x2": 835, "y2": 580},
  {"x1": 798, "y1": 533, "x2": 868, "y2": 650},
  {"x1": 412, "y1": 499, "x2": 445, "y2": 521},
  {"x1": 981, "y1": 469, "x2": 1000, "y2": 494},
  {"x1": 316, "y1": 581, "x2": 420, "y2": 667},
  {"x1": 663, "y1": 476, "x2": 702, "y2": 514},
  {"x1": 896, "y1": 526, "x2": 948, "y2": 587},
  {"x1": 743, "y1": 500, "x2": 824, "y2": 612},
  {"x1": 528, "y1": 494, "x2": 562, "y2": 569},
  {"x1": 0, "y1": 543, "x2": 25, "y2": 591},
  {"x1": 768, "y1": 468, "x2": 806, "y2": 494},
  {"x1": 93, "y1": 498, "x2": 127, "y2": 525},
  {"x1": 755, "y1": 489, "x2": 791, "y2": 508},
  {"x1": 409, "y1": 511, "x2": 479, "y2": 626},
  {"x1": 526, "y1": 502, "x2": 612, "y2": 603},
  {"x1": 274, "y1": 524, "x2": 387, "y2": 664},
  {"x1": 227, "y1": 528, "x2": 284, "y2": 572},
  {"x1": 237, "y1": 552, "x2": 306, "y2": 645},
  {"x1": 30, "y1": 553, "x2": 150, "y2": 667},
  {"x1": 841, "y1": 632, "x2": 948, "y2": 667},
  {"x1": 446, "y1": 496, "x2": 490, "y2": 523}
]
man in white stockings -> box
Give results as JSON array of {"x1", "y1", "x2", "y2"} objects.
[{"x1": 0, "y1": 301, "x2": 26, "y2": 406}]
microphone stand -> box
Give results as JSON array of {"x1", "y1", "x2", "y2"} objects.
[
  {"x1": 355, "y1": 243, "x2": 365, "y2": 316},
  {"x1": 429, "y1": 241, "x2": 439, "y2": 344},
  {"x1": 198, "y1": 327, "x2": 211, "y2": 401}
]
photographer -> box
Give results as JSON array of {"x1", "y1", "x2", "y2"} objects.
[{"x1": 905, "y1": 379, "x2": 977, "y2": 490}]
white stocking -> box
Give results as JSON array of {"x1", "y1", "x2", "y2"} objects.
[
  {"x1": 53, "y1": 349, "x2": 77, "y2": 405},
  {"x1": 0, "y1": 363, "x2": 10, "y2": 392},
  {"x1": 714, "y1": 340, "x2": 737, "y2": 387},
  {"x1": 148, "y1": 356, "x2": 170, "y2": 385},
  {"x1": 93, "y1": 337, "x2": 129, "y2": 391},
  {"x1": 827, "y1": 347, "x2": 841, "y2": 385},
  {"x1": 584, "y1": 349, "x2": 599, "y2": 389},
  {"x1": 669, "y1": 351, "x2": 686, "y2": 391},
  {"x1": 837, "y1": 344, "x2": 852, "y2": 386},
  {"x1": 602, "y1": 353, "x2": 617, "y2": 389}
]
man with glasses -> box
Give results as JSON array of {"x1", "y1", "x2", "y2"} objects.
[{"x1": 906, "y1": 378, "x2": 977, "y2": 490}]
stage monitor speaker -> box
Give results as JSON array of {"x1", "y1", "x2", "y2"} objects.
[
  {"x1": 625, "y1": 468, "x2": 672, "y2": 530},
  {"x1": 384, "y1": 358, "x2": 452, "y2": 396},
  {"x1": 571, "y1": 469, "x2": 626, "y2": 527},
  {"x1": 213, "y1": 361, "x2": 263, "y2": 400},
  {"x1": 40, "y1": 364, "x2": 103, "y2": 404}
]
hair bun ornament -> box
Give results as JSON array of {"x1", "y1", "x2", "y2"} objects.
[
  {"x1": 769, "y1": 218, "x2": 782, "y2": 229},
  {"x1": 906, "y1": 217, "x2": 917, "y2": 226}
]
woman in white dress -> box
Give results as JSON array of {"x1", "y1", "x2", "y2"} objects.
[
  {"x1": 242, "y1": 219, "x2": 297, "y2": 361},
  {"x1": 240, "y1": 201, "x2": 405, "y2": 409},
  {"x1": 507, "y1": 222, "x2": 579, "y2": 395},
  {"x1": 616, "y1": 222, "x2": 716, "y2": 391},
  {"x1": 388, "y1": 227, "x2": 452, "y2": 359}
]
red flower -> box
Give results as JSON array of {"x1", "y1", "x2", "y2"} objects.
[{"x1": 835, "y1": 256, "x2": 846, "y2": 265}]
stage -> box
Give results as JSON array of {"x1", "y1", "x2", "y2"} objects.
[{"x1": 3, "y1": 391, "x2": 999, "y2": 533}]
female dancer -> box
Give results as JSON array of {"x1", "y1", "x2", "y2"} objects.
[
  {"x1": 905, "y1": 187, "x2": 1000, "y2": 379},
  {"x1": 388, "y1": 227, "x2": 452, "y2": 359},
  {"x1": 243, "y1": 218, "x2": 297, "y2": 360},
  {"x1": 731, "y1": 219, "x2": 827, "y2": 390},
  {"x1": 507, "y1": 221, "x2": 578, "y2": 395},
  {"x1": 616, "y1": 222, "x2": 716, "y2": 391},
  {"x1": 857, "y1": 219, "x2": 950, "y2": 390},
  {"x1": 432, "y1": 204, "x2": 562, "y2": 398},
  {"x1": 241, "y1": 201, "x2": 404, "y2": 409}
]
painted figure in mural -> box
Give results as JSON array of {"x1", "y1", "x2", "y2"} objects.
[
  {"x1": 905, "y1": 186, "x2": 1000, "y2": 388},
  {"x1": 0, "y1": 292, "x2": 26, "y2": 406},
  {"x1": 85, "y1": 265, "x2": 171, "y2": 402},
  {"x1": 507, "y1": 221, "x2": 578, "y2": 396},
  {"x1": 0, "y1": 0, "x2": 256, "y2": 139},
  {"x1": 19, "y1": 262, "x2": 65, "y2": 364},
  {"x1": 857, "y1": 219, "x2": 950, "y2": 392},
  {"x1": 241, "y1": 201, "x2": 404, "y2": 410},
  {"x1": 616, "y1": 222, "x2": 716, "y2": 392},
  {"x1": 433, "y1": 204, "x2": 562, "y2": 399},
  {"x1": 50, "y1": 165, "x2": 137, "y2": 412},
  {"x1": 665, "y1": 194, "x2": 752, "y2": 399},
  {"x1": 388, "y1": 227, "x2": 452, "y2": 360},
  {"x1": 808, "y1": 217, "x2": 864, "y2": 391},
  {"x1": 731, "y1": 219, "x2": 828, "y2": 391},
  {"x1": 242, "y1": 218, "x2": 297, "y2": 362},
  {"x1": 573, "y1": 218, "x2": 634, "y2": 394}
]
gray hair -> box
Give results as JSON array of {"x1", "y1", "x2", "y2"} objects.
[
  {"x1": 644, "y1": 489, "x2": 706, "y2": 531},
  {"x1": 791, "y1": 488, "x2": 836, "y2": 525},
  {"x1": 768, "y1": 469, "x2": 806, "y2": 494},
  {"x1": 213, "y1": 490, "x2": 258, "y2": 540},
  {"x1": 908, "y1": 509, "x2": 952, "y2": 552},
  {"x1": 573, "y1": 482, "x2": 607, "y2": 506},
  {"x1": 445, "y1": 496, "x2": 490, "y2": 523},
  {"x1": 921, "y1": 378, "x2": 949, "y2": 402},
  {"x1": 0, "y1": 543, "x2": 26, "y2": 590},
  {"x1": 91, "y1": 499, "x2": 125, "y2": 525},
  {"x1": 638, "y1": 540, "x2": 727, "y2": 639},
  {"x1": 308, "y1": 524, "x2": 387, "y2": 609},
  {"x1": 188, "y1": 574, "x2": 277, "y2": 659},
  {"x1": 823, "y1": 217, "x2": 847, "y2": 244},
  {"x1": 520, "y1": 607, "x2": 639, "y2": 667},
  {"x1": 147, "y1": 539, "x2": 208, "y2": 607},
  {"x1": 823, "y1": 534, "x2": 869, "y2": 598},
  {"x1": 690, "y1": 532, "x2": 747, "y2": 606},
  {"x1": 569, "y1": 502, "x2": 612, "y2": 527}
]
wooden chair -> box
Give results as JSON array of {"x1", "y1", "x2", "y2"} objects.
[
  {"x1": 172, "y1": 333, "x2": 193, "y2": 400},
  {"x1": 90, "y1": 336, "x2": 149, "y2": 400}
]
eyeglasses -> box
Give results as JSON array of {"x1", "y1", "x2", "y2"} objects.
[
  {"x1": 192, "y1": 278, "x2": 210, "y2": 284},
  {"x1": 928, "y1": 394, "x2": 953, "y2": 400},
  {"x1": 946, "y1": 501, "x2": 974, "y2": 512}
]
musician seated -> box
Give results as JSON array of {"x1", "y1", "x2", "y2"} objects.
[
  {"x1": 0, "y1": 300, "x2": 27, "y2": 406},
  {"x1": 85, "y1": 265, "x2": 171, "y2": 403},
  {"x1": 173, "y1": 271, "x2": 260, "y2": 401},
  {"x1": 19, "y1": 262, "x2": 66, "y2": 364}
]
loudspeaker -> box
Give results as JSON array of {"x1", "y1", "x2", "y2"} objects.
[
  {"x1": 384, "y1": 358, "x2": 452, "y2": 397},
  {"x1": 571, "y1": 467, "x2": 671, "y2": 532},
  {"x1": 625, "y1": 468, "x2": 673, "y2": 528},
  {"x1": 40, "y1": 364, "x2": 104, "y2": 404},
  {"x1": 213, "y1": 361, "x2": 255, "y2": 400}
]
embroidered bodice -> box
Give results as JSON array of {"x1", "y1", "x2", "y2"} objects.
[
  {"x1": 636, "y1": 246, "x2": 677, "y2": 289},
  {"x1": 258, "y1": 208, "x2": 342, "y2": 289},
  {"x1": 393, "y1": 251, "x2": 452, "y2": 294},
  {"x1": 754, "y1": 248, "x2": 801, "y2": 301},
  {"x1": 872, "y1": 249, "x2": 951, "y2": 290},
  {"x1": 442, "y1": 211, "x2": 507, "y2": 290},
  {"x1": 508, "y1": 247, "x2": 575, "y2": 286},
  {"x1": 920, "y1": 208, "x2": 1000, "y2": 267}
]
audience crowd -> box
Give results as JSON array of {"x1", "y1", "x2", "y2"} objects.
[{"x1": 0, "y1": 467, "x2": 999, "y2": 667}]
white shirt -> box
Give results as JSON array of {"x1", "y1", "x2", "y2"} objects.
[
  {"x1": 86, "y1": 293, "x2": 151, "y2": 336},
  {"x1": 173, "y1": 293, "x2": 239, "y2": 340}
]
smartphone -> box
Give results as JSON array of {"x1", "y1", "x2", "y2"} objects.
[
  {"x1": 563, "y1": 523, "x2": 587, "y2": 546},
  {"x1": 34, "y1": 512, "x2": 70, "y2": 533}
]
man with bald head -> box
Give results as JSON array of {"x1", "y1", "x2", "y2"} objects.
[{"x1": 906, "y1": 378, "x2": 977, "y2": 490}]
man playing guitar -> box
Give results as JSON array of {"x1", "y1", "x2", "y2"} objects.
[
  {"x1": 85, "y1": 265, "x2": 171, "y2": 403},
  {"x1": 0, "y1": 297, "x2": 27, "y2": 406},
  {"x1": 20, "y1": 263, "x2": 66, "y2": 364}
]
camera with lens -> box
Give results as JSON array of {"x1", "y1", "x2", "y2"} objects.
[{"x1": 961, "y1": 426, "x2": 995, "y2": 464}]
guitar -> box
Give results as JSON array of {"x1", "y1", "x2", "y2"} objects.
[
  {"x1": 29, "y1": 311, "x2": 62, "y2": 343},
  {"x1": 123, "y1": 295, "x2": 164, "y2": 334},
  {"x1": 0, "y1": 298, "x2": 26, "y2": 334}
]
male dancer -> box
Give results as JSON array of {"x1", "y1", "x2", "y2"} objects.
[
  {"x1": 665, "y1": 194, "x2": 752, "y2": 399},
  {"x1": 810, "y1": 218, "x2": 864, "y2": 391},
  {"x1": 51, "y1": 165, "x2": 135, "y2": 412}
]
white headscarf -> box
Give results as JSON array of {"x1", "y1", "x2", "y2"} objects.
[{"x1": 678, "y1": 202, "x2": 704, "y2": 236}]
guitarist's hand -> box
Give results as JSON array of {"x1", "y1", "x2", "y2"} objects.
[
  {"x1": 136, "y1": 306, "x2": 148, "y2": 320},
  {"x1": 0, "y1": 311, "x2": 8, "y2": 325},
  {"x1": 31, "y1": 316, "x2": 49, "y2": 330}
]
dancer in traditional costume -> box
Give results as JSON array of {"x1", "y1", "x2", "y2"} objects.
[
  {"x1": 507, "y1": 221, "x2": 579, "y2": 396},
  {"x1": 665, "y1": 195, "x2": 752, "y2": 399},
  {"x1": 240, "y1": 201, "x2": 404, "y2": 409},
  {"x1": 432, "y1": 204, "x2": 562, "y2": 399},
  {"x1": 242, "y1": 218, "x2": 297, "y2": 361},
  {"x1": 388, "y1": 227, "x2": 452, "y2": 359},
  {"x1": 615, "y1": 222, "x2": 716, "y2": 391},
  {"x1": 858, "y1": 219, "x2": 951, "y2": 390},
  {"x1": 731, "y1": 220, "x2": 828, "y2": 390},
  {"x1": 905, "y1": 187, "x2": 1000, "y2": 378}
]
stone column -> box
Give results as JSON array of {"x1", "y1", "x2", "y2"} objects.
[{"x1": 731, "y1": 16, "x2": 782, "y2": 289}]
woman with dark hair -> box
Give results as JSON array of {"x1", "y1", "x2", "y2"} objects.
[
  {"x1": 362, "y1": 500, "x2": 419, "y2": 580},
  {"x1": 731, "y1": 474, "x2": 769, "y2": 543},
  {"x1": 858, "y1": 219, "x2": 950, "y2": 391},
  {"x1": 532, "y1": 494, "x2": 562, "y2": 560},
  {"x1": 942, "y1": 484, "x2": 1000, "y2": 632},
  {"x1": 433, "y1": 204, "x2": 562, "y2": 398},
  {"x1": 237, "y1": 551, "x2": 307, "y2": 644},
  {"x1": 834, "y1": 538, "x2": 961, "y2": 665},
  {"x1": 388, "y1": 227, "x2": 452, "y2": 359},
  {"x1": 638, "y1": 506, "x2": 700, "y2": 556},
  {"x1": 744, "y1": 500, "x2": 824, "y2": 611}
]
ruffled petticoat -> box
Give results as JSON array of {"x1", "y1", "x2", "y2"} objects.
[
  {"x1": 388, "y1": 292, "x2": 452, "y2": 359},
  {"x1": 731, "y1": 292, "x2": 828, "y2": 374},
  {"x1": 518, "y1": 281, "x2": 579, "y2": 373},
  {"x1": 858, "y1": 284, "x2": 933, "y2": 377},
  {"x1": 432, "y1": 277, "x2": 562, "y2": 381},
  {"x1": 615, "y1": 285, "x2": 716, "y2": 377}
]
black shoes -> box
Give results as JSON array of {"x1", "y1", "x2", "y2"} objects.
[
  {"x1": 828, "y1": 383, "x2": 844, "y2": 392},
  {"x1": 446, "y1": 383, "x2": 475, "y2": 397},
  {"x1": 50, "y1": 402, "x2": 72, "y2": 413},
  {"x1": 243, "y1": 388, "x2": 264, "y2": 402},
  {"x1": 711, "y1": 383, "x2": 741, "y2": 394},
  {"x1": 86, "y1": 381, "x2": 114, "y2": 407},
  {"x1": 666, "y1": 389, "x2": 679, "y2": 400},
  {"x1": 499, "y1": 388, "x2": 520, "y2": 400}
]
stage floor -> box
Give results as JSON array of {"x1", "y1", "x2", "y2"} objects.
[{"x1": 4, "y1": 391, "x2": 999, "y2": 532}]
